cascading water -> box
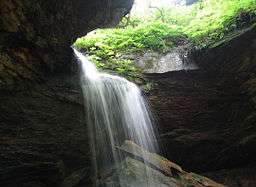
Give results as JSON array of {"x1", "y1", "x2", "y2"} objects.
[{"x1": 74, "y1": 49, "x2": 159, "y2": 186}]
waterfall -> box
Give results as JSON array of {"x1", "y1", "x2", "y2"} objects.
[{"x1": 74, "y1": 49, "x2": 159, "y2": 186}]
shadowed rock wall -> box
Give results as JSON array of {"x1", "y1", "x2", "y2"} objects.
[
  {"x1": 0, "y1": 0, "x2": 133, "y2": 186},
  {"x1": 147, "y1": 25, "x2": 256, "y2": 187},
  {"x1": 1, "y1": 1, "x2": 255, "y2": 186},
  {"x1": 0, "y1": 0, "x2": 133, "y2": 90}
]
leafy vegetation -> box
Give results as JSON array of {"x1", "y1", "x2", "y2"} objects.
[{"x1": 74, "y1": 0, "x2": 256, "y2": 81}]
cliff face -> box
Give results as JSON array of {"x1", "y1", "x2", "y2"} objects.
[
  {"x1": 0, "y1": 1, "x2": 133, "y2": 186},
  {"x1": 147, "y1": 25, "x2": 256, "y2": 186},
  {"x1": 0, "y1": 0, "x2": 133, "y2": 90},
  {"x1": 0, "y1": 1, "x2": 255, "y2": 186}
]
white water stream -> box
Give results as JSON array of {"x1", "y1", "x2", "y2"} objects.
[{"x1": 74, "y1": 49, "x2": 159, "y2": 186}]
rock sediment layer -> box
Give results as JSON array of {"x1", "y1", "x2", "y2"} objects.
[{"x1": 0, "y1": 0, "x2": 133, "y2": 89}]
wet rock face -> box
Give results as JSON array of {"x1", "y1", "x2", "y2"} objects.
[
  {"x1": 101, "y1": 141, "x2": 225, "y2": 187},
  {"x1": 147, "y1": 25, "x2": 256, "y2": 186},
  {"x1": 0, "y1": 0, "x2": 133, "y2": 186},
  {"x1": 0, "y1": 75, "x2": 92, "y2": 187},
  {"x1": 0, "y1": 0, "x2": 133, "y2": 89}
]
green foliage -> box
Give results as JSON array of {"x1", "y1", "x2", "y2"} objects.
[
  {"x1": 75, "y1": 22, "x2": 184, "y2": 54},
  {"x1": 87, "y1": 52, "x2": 142, "y2": 82},
  {"x1": 142, "y1": 82, "x2": 154, "y2": 93},
  {"x1": 74, "y1": 0, "x2": 256, "y2": 80},
  {"x1": 151, "y1": 0, "x2": 256, "y2": 46},
  {"x1": 118, "y1": 15, "x2": 143, "y2": 28}
]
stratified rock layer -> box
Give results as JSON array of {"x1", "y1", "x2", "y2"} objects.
[
  {"x1": 147, "y1": 25, "x2": 256, "y2": 186},
  {"x1": 0, "y1": 0, "x2": 133, "y2": 89},
  {"x1": 0, "y1": 0, "x2": 133, "y2": 186},
  {"x1": 0, "y1": 1, "x2": 256, "y2": 186}
]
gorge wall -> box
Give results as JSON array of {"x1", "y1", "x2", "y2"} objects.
[
  {"x1": 0, "y1": 0, "x2": 133, "y2": 90},
  {"x1": 0, "y1": 0, "x2": 256, "y2": 187},
  {"x1": 0, "y1": 0, "x2": 133, "y2": 186},
  {"x1": 147, "y1": 25, "x2": 256, "y2": 186}
]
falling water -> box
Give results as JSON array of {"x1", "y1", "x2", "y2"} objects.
[{"x1": 74, "y1": 49, "x2": 159, "y2": 186}]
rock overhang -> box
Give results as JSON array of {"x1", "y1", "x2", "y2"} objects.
[{"x1": 0, "y1": 0, "x2": 134, "y2": 90}]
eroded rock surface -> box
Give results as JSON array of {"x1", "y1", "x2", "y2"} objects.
[
  {"x1": 0, "y1": 1, "x2": 255, "y2": 187},
  {"x1": 101, "y1": 141, "x2": 225, "y2": 187},
  {"x1": 147, "y1": 25, "x2": 256, "y2": 186},
  {"x1": 0, "y1": 0, "x2": 133, "y2": 90},
  {"x1": 0, "y1": 75, "x2": 92, "y2": 186},
  {"x1": 0, "y1": 0, "x2": 133, "y2": 186},
  {"x1": 133, "y1": 50, "x2": 198, "y2": 73}
]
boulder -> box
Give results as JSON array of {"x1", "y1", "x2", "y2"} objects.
[{"x1": 100, "y1": 141, "x2": 226, "y2": 187}]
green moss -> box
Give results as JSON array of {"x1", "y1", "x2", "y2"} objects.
[{"x1": 142, "y1": 82, "x2": 154, "y2": 93}]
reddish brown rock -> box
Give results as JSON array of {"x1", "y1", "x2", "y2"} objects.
[
  {"x1": 0, "y1": 0, "x2": 133, "y2": 90},
  {"x1": 146, "y1": 25, "x2": 256, "y2": 186}
]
